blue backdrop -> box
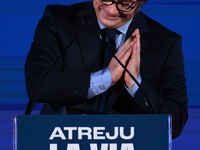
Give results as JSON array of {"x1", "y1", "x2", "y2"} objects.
[
  {"x1": 0, "y1": 1, "x2": 200, "y2": 150},
  {"x1": 0, "y1": 0, "x2": 200, "y2": 106}
]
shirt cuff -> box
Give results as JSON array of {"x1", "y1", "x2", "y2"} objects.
[
  {"x1": 87, "y1": 67, "x2": 112, "y2": 99},
  {"x1": 125, "y1": 74, "x2": 142, "y2": 98}
]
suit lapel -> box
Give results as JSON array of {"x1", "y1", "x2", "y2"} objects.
[
  {"x1": 76, "y1": 7, "x2": 104, "y2": 73},
  {"x1": 126, "y1": 12, "x2": 149, "y2": 40},
  {"x1": 126, "y1": 12, "x2": 150, "y2": 74}
]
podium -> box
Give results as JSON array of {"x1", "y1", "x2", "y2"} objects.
[{"x1": 13, "y1": 115, "x2": 171, "y2": 150}]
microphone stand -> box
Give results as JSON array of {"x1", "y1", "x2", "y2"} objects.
[{"x1": 25, "y1": 29, "x2": 83, "y2": 115}]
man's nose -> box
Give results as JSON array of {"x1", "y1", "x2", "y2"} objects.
[{"x1": 107, "y1": 4, "x2": 119, "y2": 15}]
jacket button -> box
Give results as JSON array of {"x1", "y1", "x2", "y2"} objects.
[
  {"x1": 72, "y1": 90, "x2": 78, "y2": 94},
  {"x1": 60, "y1": 89, "x2": 78, "y2": 95}
]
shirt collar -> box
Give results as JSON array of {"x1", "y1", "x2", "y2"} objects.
[{"x1": 98, "y1": 19, "x2": 133, "y2": 35}]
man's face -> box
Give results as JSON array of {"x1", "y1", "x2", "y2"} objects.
[{"x1": 93, "y1": 0, "x2": 140, "y2": 28}]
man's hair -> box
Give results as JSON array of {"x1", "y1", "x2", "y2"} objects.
[{"x1": 134, "y1": 0, "x2": 148, "y2": 13}]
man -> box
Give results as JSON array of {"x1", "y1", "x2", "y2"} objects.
[{"x1": 25, "y1": 0, "x2": 188, "y2": 139}]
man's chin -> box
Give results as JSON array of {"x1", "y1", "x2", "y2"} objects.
[{"x1": 101, "y1": 20, "x2": 121, "y2": 29}]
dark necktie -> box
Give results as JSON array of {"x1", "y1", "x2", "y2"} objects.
[
  {"x1": 102, "y1": 28, "x2": 118, "y2": 68},
  {"x1": 99, "y1": 28, "x2": 119, "y2": 112}
]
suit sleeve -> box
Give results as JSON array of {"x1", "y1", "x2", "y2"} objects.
[
  {"x1": 25, "y1": 5, "x2": 90, "y2": 105},
  {"x1": 133, "y1": 35, "x2": 188, "y2": 139}
]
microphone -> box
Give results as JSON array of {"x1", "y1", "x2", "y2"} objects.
[{"x1": 79, "y1": 12, "x2": 91, "y2": 26}]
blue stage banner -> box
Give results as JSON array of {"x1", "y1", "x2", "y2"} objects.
[{"x1": 14, "y1": 115, "x2": 171, "y2": 150}]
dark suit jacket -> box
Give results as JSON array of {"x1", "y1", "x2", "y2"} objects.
[{"x1": 25, "y1": 1, "x2": 188, "y2": 139}]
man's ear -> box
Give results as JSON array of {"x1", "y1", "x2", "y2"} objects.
[{"x1": 134, "y1": 1, "x2": 144, "y2": 13}]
